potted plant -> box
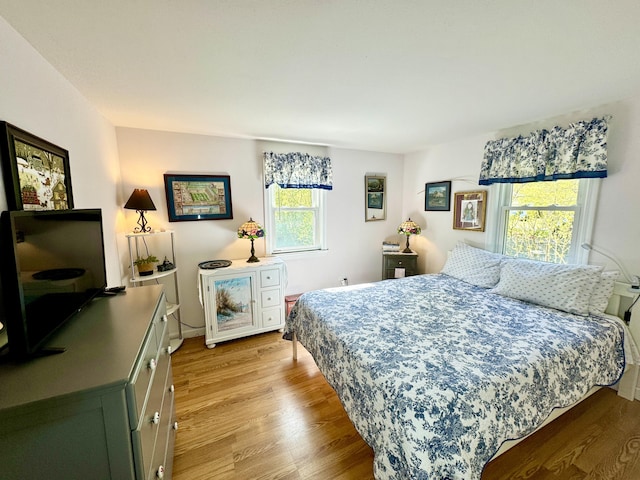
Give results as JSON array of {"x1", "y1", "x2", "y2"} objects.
[{"x1": 134, "y1": 254, "x2": 159, "y2": 276}]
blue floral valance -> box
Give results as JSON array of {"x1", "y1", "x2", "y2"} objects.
[
  {"x1": 263, "y1": 151, "x2": 333, "y2": 190},
  {"x1": 479, "y1": 116, "x2": 610, "y2": 185}
]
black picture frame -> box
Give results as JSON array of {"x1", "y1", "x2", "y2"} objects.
[
  {"x1": 424, "y1": 181, "x2": 451, "y2": 211},
  {"x1": 0, "y1": 122, "x2": 73, "y2": 211},
  {"x1": 164, "y1": 173, "x2": 233, "y2": 222}
]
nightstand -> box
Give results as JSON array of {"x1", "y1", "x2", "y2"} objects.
[{"x1": 382, "y1": 251, "x2": 418, "y2": 280}]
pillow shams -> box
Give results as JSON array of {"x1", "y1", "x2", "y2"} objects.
[
  {"x1": 589, "y1": 270, "x2": 619, "y2": 315},
  {"x1": 490, "y1": 259, "x2": 603, "y2": 315},
  {"x1": 440, "y1": 243, "x2": 503, "y2": 288}
]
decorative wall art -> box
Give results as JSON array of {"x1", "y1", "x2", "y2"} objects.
[
  {"x1": 365, "y1": 174, "x2": 386, "y2": 221},
  {"x1": 424, "y1": 181, "x2": 451, "y2": 211},
  {"x1": 0, "y1": 122, "x2": 73, "y2": 211},
  {"x1": 453, "y1": 190, "x2": 487, "y2": 231},
  {"x1": 164, "y1": 173, "x2": 233, "y2": 221}
]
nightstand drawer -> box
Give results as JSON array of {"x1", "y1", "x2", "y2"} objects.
[{"x1": 382, "y1": 253, "x2": 418, "y2": 280}]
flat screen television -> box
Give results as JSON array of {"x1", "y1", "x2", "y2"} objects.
[{"x1": 0, "y1": 209, "x2": 107, "y2": 358}]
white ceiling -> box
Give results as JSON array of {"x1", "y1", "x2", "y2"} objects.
[{"x1": 2, "y1": 1, "x2": 640, "y2": 154}]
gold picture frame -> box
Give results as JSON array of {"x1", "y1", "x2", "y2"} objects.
[
  {"x1": 453, "y1": 190, "x2": 487, "y2": 231},
  {"x1": 365, "y1": 174, "x2": 386, "y2": 221}
]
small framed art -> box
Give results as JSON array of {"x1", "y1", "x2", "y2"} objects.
[
  {"x1": 164, "y1": 173, "x2": 233, "y2": 222},
  {"x1": 424, "y1": 181, "x2": 451, "y2": 211},
  {"x1": 365, "y1": 174, "x2": 386, "y2": 221},
  {"x1": 0, "y1": 122, "x2": 73, "y2": 211},
  {"x1": 453, "y1": 190, "x2": 487, "y2": 231}
]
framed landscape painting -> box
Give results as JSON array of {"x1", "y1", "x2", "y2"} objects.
[
  {"x1": 424, "y1": 181, "x2": 451, "y2": 211},
  {"x1": 0, "y1": 122, "x2": 73, "y2": 211},
  {"x1": 164, "y1": 173, "x2": 233, "y2": 221}
]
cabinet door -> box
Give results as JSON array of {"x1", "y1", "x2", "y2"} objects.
[{"x1": 204, "y1": 272, "x2": 258, "y2": 343}]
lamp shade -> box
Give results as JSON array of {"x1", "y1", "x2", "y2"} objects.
[
  {"x1": 237, "y1": 218, "x2": 264, "y2": 239},
  {"x1": 124, "y1": 189, "x2": 157, "y2": 211},
  {"x1": 397, "y1": 218, "x2": 421, "y2": 236}
]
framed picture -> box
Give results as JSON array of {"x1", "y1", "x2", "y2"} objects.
[
  {"x1": 425, "y1": 181, "x2": 451, "y2": 211},
  {"x1": 0, "y1": 122, "x2": 73, "y2": 211},
  {"x1": 365, "y1": 174, "x2": 386, "y2": 221},
  {"x1": 214, "y1": 276, "x2": 255, "y2": 332},
  {"x1": 453, "y1": 190, "x2": 487, "y2": 231},
  {"x1": 164, "y1": 173, "x2": 233, "y2": 222}
]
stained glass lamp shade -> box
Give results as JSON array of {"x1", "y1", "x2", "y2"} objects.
[
  {"x1": 397, "y1": 218, "x2": 421, "y2": 253},
  {"x1": 237, "y1": 218, "x2": 265, "y2": 263}
]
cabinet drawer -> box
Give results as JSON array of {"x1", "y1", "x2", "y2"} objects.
[
  {"x1": 261, "y1": 287, "x2": 281, "y2": 308},
  {"x1": 260, "y1": 268, "x2": 280, "y2": 288},
  {"x1": 262, "y1": 306, "x2": 283, "y2": 328}
]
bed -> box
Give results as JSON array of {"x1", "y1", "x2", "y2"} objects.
[{"x1": 284, "y1": 244, "x2": 640, "y2": 480}]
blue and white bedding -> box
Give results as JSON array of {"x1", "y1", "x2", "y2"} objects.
[{"x1": 284, "y1": 274, "x2": 626, "y2": 480}]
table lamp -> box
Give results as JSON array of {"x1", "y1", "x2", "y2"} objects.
[
  {"x1": 237, "y1": 218, "x2": 264, "y2": 262},
  {"x1": 124, "y1": 189, "x2": 156, "y2": 233},
  {"x1": 397, "y1": 218, "x2": 421, "y2": 253}
]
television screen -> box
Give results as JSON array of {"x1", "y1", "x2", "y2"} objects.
[{"x1": 0, "y1": 209, "x2": 107, "y2": 358}]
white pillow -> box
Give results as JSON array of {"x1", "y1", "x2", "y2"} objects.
[
  {"x1": 440, "y1": 242, "x2": 503, "y2": 288},
  {"x1": 588, "y1": 270, "x2": 619, "y2": 315},
  {"x1": 490, "y1": 259, "x2": 603, "y2": 315}
]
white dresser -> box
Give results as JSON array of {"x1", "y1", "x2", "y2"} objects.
[{"x1": 199, "y1": 257, "x2": 285, "y2": 348}]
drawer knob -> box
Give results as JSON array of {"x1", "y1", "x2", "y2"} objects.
[
  {"x1": 169, "y1": 384, "x2": 175, "y2": 393},
  {"x1": 148, "y1": 358, "x2": 157, "y2": 371},
  {"x1": 173, "y1": 421, "x2": 179, "y2": 430},
  {"x1": 156, "y1": 465, "x2": 165, "y2": 478},
  {"x1": 152, "y1": 411, "x2": 160, "y2": 425},
  {"x1": 398, "y1": 261, "x2": 403, "y2": 265},
  {"x1": 167, "y1": 345, "x2": 173, "y2": 355},
  {"x1": 266, "y1": 276, "x2": 271, "y2": 280},
  {"x1": 162, "y1": 315, "x2": 168, "y2": 322}
]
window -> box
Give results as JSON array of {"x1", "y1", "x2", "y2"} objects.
[
  {"x1": 490, "y1": 178, "x2": 600, "y2": 264},
  {"x1": 264, "y1": 184, "x2": 327, "y2": 254}
]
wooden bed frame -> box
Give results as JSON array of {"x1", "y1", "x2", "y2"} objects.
[{"x1": 290, "y1": 281, "x2": 640, "y2": 460}]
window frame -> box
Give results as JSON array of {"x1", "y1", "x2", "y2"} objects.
[
  {"x1": 487, "y1": 178, "x2": 601, "y2": 264},
  {"x1": 263, "y1": 184, "x2": 328, "y2": 255}
]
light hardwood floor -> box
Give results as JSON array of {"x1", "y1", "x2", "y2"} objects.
[{"x1": 172, "y1": 332, "x2": 640, "y2": 480}]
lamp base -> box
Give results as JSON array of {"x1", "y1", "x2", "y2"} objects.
[
  {"x1": 402, "y1": 235, "x2": 412, "y2": 253},
  {"x1": 246, "y1": 238, "x2": 260, "y2": 262}
]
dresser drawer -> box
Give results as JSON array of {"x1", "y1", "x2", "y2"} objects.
[
  {"x1": 262, "y1": 306, "x2": 283, "y2": 328},
  {"x1": 147, "y1": 364, "x2": 174, "y2": 480},
  {"x1": 260, "y1": 268, "x2": 280, "y2": 288},
  {"x1": 260, "y1": 287, "x2": 281, "y2": 308},
  {"x1": 127, "y1": 328, "x2": 159, "y2": 429},
  {"x1": 133, "y1": 331, "x2": 170, "y2": 479}
]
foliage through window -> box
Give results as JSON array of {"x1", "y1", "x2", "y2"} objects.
[
  {"x1": 264, "y1": 184, "x2": 326, "y2": 254},
  {"x1": 494, "y1": 179, "x2": 599, "y2": 264}
]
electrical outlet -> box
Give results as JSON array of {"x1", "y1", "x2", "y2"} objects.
[{"x1": 341, "y1": 277, "x2": 348, "y2": 286}]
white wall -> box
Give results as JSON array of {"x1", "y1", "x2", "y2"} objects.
[
  {"x1": 403, "y1": 98, "x2": 640, "y2": 278},
  {"x1": 0, "y1": 16, "x2": 123, "y2": 285},
  {"x1": 116, "y1": 127, "x2": 404, "y2": 337}
]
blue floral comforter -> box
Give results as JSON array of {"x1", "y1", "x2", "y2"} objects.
[{"x1": 284, "y1": 274, "x2": 625, "y2": 480}]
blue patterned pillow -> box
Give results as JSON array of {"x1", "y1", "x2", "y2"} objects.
[
  {"x1": 491, "y1": 259, "x2": 603, "y2": 315},
  {"x1": 441, "y1": 243, "x2": 503, "y2": 288}
]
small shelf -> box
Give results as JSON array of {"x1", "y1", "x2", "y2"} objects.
[
  {"x1": 169, "y1": 337, "x2": 184, "y2": 353},
  {"x1": 166, "y1": 302, "x2": 180, "y2": 316},
  {"x1": 129, "y1": 267, "x2": 179, "y2": 284},
  {"x1": 126, "y1": 230, "x2": 183, "y2": 352}
]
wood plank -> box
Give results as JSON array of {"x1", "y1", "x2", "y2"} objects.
[{"x1": 172, "y1": 333, "x2": 640, "y2": 479}]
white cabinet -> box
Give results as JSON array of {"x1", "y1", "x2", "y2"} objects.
[
  {"x1": 199, "y1": 257, "x2": 285, "y2": 348},
  {"x1": 127, "y1": 231, "x2": 183, "y2": 351}
]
